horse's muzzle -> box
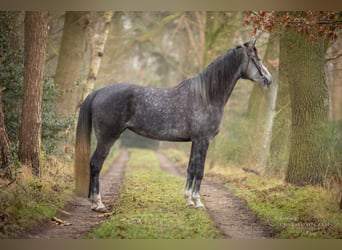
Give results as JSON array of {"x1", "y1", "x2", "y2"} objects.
[{"x1": 263, "y1": 75, "x2": 272, "y2": 88}]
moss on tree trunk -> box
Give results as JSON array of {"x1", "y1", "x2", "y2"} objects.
[{"x1": 282, "y1": 29, "x2": 329, "y2": 186}]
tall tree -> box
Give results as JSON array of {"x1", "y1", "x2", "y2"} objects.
[
  {"x1": 54, "y1": 11, "x2": 90, "y2": 117},
  {"x1": 0, "y1": 12, "x2": 23, "y2": 146},
  {"x1": 0, "y1": 89, "x2": 11, "y2": 171},
  {"x1": 18, "y1": 11, "x2": 48, "y2": 176},
  {"x1": 269, "y1": 33, "x2": 291, "y2": 175},
  {"x1": 283, "y1": 28, "x2": 330, "y2": 186},
  {"x1": 80, "y1": 11, "x2": 113, "y2": 102},
  {"x1": 0, "y1": 12, "x2": 20, "y2": 174},
  {"x1": 203, "y1": 12, "x2": 245, "y2": 166},
  {"x1": 326, "y1": 36, "x2": 342, "y2": 121},
  {"x1": 246, "y1": 35, "x2": 279, "y2": 173}
]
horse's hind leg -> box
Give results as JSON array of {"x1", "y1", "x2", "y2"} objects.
[{"x1": 89, "y1": 135, "x2": 118, "y2": 212}]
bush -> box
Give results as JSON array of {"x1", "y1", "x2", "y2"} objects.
[
  {"x1": 0, "y1": 12, "x2": 24, "y2": 144},
  {"x1": 41, "y1": 77, "x2": 74, "y2": 156}
]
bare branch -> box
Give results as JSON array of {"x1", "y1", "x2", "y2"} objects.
[
  {"x1": 325, "y1": 53, "x2": 342, "y2": 62},
  {"x1": 183, "y1": 15, "x2": 202, "y2": 69}
]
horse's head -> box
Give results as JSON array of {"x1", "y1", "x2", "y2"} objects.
[{"x1": 239, "y1": 38, "x2": 272, "y2": 87}]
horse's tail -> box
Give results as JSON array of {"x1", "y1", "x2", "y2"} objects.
[{"x1": 74, "y1": 92, "x2": 96, "y2": 197}]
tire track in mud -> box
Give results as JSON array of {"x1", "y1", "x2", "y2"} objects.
[
  {"x1": 157, "y1": 152, "x2": 274, "y2": 239},
  {"x1": 21, "y1": 150, "x2": 129, "y2": 239}
]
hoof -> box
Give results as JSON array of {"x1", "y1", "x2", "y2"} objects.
[
  {"x1": 195, "y1": 203, "x2": 205, "y2": 209},
  {"x1": 185, "y1": 200, "x2": 195, "y2": 207},
  {"x1": 91, "y1": 203, "x2": 107, "y2": 213},
  {"x1": 184, "y1": 190, "x2": 195, "y2": 207},
  {"x1": 90, "y1": 199, "x2": 107, "y2": 213},
  {"x1": 92, "y1": 207, "x2": 107, "y2": 213},
  {"x1": 89, "y1": 194, "x2": 106, "y2": 213},
  {"x1": 193, "y1": 197, "x2": 205, "y2": 209}
]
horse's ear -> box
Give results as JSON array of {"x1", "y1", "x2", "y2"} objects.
[
  {"x1": 243, "y1": 37, "x2": 256, "y2": 48},
  {"x1": 251, "y1": 37, "x2": 257, "y2": 46}
]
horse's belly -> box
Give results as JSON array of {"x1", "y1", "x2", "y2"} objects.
[{"x1": 127, "y1": 118, "x2": 190, "y2": 142}]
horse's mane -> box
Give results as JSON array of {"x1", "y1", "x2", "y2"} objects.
[{"x1": 178, "y1": 46, "x2": 243, "y2": 105}]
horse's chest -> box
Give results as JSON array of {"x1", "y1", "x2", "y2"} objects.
[{"x1": 191, "y1": 108, "x2": 223, "y2": 137}]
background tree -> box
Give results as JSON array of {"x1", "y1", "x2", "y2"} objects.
[
  {"x1": 54, "y1": 11, "x2": 90, "y2": 118},
  {"x1": 0, "y1": 89, "x2": 11, "y2": 172},
  {"x1": 80, "y1": 11, "x2": 113, "y2": 102},
  {"x1": 18, "y1": 11, "x2": 48, "y2": 177},
  {"x1": 0, "y1": 12, "x2": 24, "y2": 146},
  {"x1": 326, "y1": 37, "x2": 342, "y2": 121},
  {"x1": 202, "y1": 12, "x2": 248, "y2": 166},
  {"x1": 0, "y1": 12, "x2": 20, "y2": 174},
  {"x1": 246, "y1": 35, "x2": 279, "y2": 173}
]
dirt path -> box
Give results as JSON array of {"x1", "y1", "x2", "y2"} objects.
[
  {"x1": 157, "y1": 153, "x2": 274, "y2": 239},
  {"x1": 21, "y1": 150, "x2": 129, "y2": 239}
]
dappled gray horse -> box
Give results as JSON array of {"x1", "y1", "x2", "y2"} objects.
[{"x1": 74, "y1": 39, "x2": 272, "y2": 212}]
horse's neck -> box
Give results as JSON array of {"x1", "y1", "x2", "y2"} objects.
[
  {"x1": 203, "y1": 49, "x2": 242, "y2": 107},
  {"x1": 222, "y1": 75, "x2": 240, "y2": 105}
]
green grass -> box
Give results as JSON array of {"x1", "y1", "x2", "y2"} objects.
[
  {"x1": 226, "y1": 177, "x2": 342, "y2": 238},
  {"x1": 88, "y1": 148, "x2": 222, "y2": 239}
]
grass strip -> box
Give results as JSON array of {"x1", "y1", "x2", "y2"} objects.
[{"x1": 88, "y1": 148, "x2": 221, "y2": 239}]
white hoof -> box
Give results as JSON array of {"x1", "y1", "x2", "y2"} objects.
[
  {"x1": 90, "y1": 194, "x2": 107, "y2": 213},
  {"x1": 91, "y1": 203, "x2": 107, "y2": 213},
  {"x1": 192, "y1": 193, "x2": 205, "y2": 209},
  {"x1": 194, "y1": 200, "x2": 205, "y2": 209},
  {"x1": 185, "y1": 199, "x2": 195, "y2": 207},
  {"x1": 184, "y1": 189, "x2": 195, "y2": 207}
]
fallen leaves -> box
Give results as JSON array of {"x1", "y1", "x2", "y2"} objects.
[
  {"x1": 52, "y1": 216, "x2": 72, "y2": 226},
  {"x1": 96, "y1": 211, "x2": 116, "y2": 218}
]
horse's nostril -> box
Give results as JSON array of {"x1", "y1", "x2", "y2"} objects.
[{"x1": 263, "y1": 76, "x2": 271, "y2": 88}]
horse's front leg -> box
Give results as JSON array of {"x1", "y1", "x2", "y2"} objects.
[{"x1": 184, "y1": 138, "x2": 209, "y2": 208}]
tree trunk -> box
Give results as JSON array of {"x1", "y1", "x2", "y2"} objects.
[
  {"x1": 54, "y1": 11, "x2": 90, "y2": 117},
  {"x1": 283, "y1": 29, "x2": 330, "y2": 186},
  {"x1": 0, "y1": 89, "x2": 11, "y2": 171},
  {"x1": 326, "y1": 36, "x2": 342, "y2": 121},
  {"x1": 18, "y1": 11, "x2": 48, "y2": 177},
  {"x1": 269, "y1": 33, "x2": 292, "y2": 176},
  {"x1": 80, "y1": 11, "x2": 113, "y2": 102},
  {"x1": 259, "y1": 36, "x2": 279, "y2": 172},
  {"x1": 183, "y1": 12, "x2": 206, "y2": 70},
  {"x1": 244, "y1": 36, "x2": 279, "y2": 173}
]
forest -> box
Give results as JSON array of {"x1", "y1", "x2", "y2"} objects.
[{"x1": 0, "y1": 11, "x2": 341, "y2": 239}]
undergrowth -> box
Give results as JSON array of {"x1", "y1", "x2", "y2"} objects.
[
  {"x1": 88, "y1": 148, "x2": 221, "y2": 239},
  {"x1": 0, "y1": 155, "x2": 73, "y2": 238},
  {"x1": 227, "y1": 177, "x2": 342, "y2": 238},
  {"x1": 162, "y1": 148, "x2": 342, "y2": 239}
]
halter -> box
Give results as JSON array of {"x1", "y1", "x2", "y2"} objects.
[{"x1": 246, "y1": 48, "x2": 264, "y2": 77}]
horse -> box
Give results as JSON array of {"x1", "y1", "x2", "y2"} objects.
[{"x1": 74, "y1": 38, "x2": 272, "y2": 212}]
